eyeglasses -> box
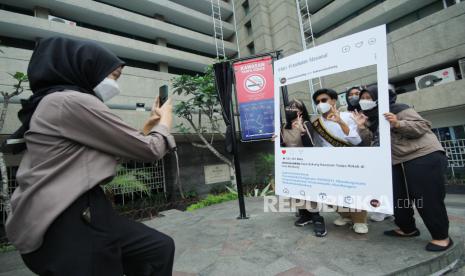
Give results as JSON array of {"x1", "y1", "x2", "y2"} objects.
[{"x1": 315, "y1": 98, "x2": 329, "y2": 104}]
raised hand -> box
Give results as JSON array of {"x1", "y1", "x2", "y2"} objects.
[
  {"x1": 383, "y1": 112, "x2": 400, "y2": 128},
  {"x1": 326, "y1": 105, "x2": 342, "y2": 123},
  {"x1": 352, "y1": 110, "x2": 368, "y2": 127},
  {"x1": 292, "y1": 115, "x2": 306, "y2": 133}
]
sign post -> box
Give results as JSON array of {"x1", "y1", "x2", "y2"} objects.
[{"x1": 233, "y1": 56, "x2": 275, "y2": 141}]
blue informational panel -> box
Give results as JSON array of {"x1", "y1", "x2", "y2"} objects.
[{"x1": 238, "y1": 98, "x2": 274, "y2": 141}]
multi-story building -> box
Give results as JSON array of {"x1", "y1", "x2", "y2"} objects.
[{"x1": 0, "y1": 0, "x2": 245, "y2": 202}]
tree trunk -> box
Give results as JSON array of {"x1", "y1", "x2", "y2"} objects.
[
  {"x1": 186, "y1": 118, "x2": 237, "y2": 188},
  {"x1": 187, "y1": 119, "x2": 232, "y2": 167}
]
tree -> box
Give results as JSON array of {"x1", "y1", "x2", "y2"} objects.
[
  {"x1": 171, "y1": 65, "x2": 236, "y2": 188},
  {"x1": 0, "y1": 72, "x2": 28, "y2": 216}
]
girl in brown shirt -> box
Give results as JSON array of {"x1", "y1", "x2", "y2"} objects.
[{"x1": 5, "y1": 37, "x2": 175, "y2": 275}]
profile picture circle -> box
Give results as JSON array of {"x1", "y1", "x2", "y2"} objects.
[
  {"x1": 280, "y1": 77, "x2": 286, "y2": 84},
  {"x1": 370, "y1": 199, "x2": 380, "y2": 208}
]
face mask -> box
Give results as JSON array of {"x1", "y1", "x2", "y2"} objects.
[
  {"x1": 359, "y1": 99, "x2": 377, "y2": 111},
  {"x1": 316, "y1": 102, "x2": 331, "y2": 114},
  {"x1": 285, "y1": 109, "x2": 299, "y2": 122},
  {"x1": 348, "y1": 96, "x2": 360, "y2": 106},
  {"x1": 93, "y1": 78, "x2": 120, "y2": 102}
]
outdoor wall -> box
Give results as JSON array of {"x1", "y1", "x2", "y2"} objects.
[
  {"x1": 0, "y1": 9, "x2": 213, "y2": 72},
  {"x1": 318, "y1": 3, "x2": 465, "y2": 125},
  {"x1": 397, "y1": 79, "x2": 465, "y2": 128},
  {"x1": 164, "y1": 140, "x2": 273, "y2": 198}
]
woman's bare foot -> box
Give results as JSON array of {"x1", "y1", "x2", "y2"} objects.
[
  {"x1": 430, "y1": 238, "x2": 450, "y2": 247},
  {"x1": 394, "y1": 229, "x2": 417, "y2": 236}
]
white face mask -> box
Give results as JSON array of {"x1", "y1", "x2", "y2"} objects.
[
  {"x1": 359, "y1": 99, "x2": 377, "y2": 110},
  {"x1": 93, "y1": 78, "x2": 120, "y2": 102},
  {"x1": 316, "y1": 102, "x2": 331, "y2": 114}
]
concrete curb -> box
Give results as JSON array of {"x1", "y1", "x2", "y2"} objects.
[{"x1": 387, "y1": 240, "x2": 464, "y2": 275}]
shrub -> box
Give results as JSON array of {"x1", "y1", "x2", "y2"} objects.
[{"x1": 186, "y1": 192, "x2": 237, "y2": 211}]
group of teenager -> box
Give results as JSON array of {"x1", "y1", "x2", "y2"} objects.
[{"x1": 280, "y1": 85, "x2": 453, "y2": 252}]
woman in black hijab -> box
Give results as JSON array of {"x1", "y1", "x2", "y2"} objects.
[
  {"x1": 345, "y1": 86, "x2": 362, "y2": 112},
  {"x1": 5, "y1": 37, "x2": 176, "y2": 275},
  {"x1": 354, "y1": 84, "x2": 409, "y2": 146}
]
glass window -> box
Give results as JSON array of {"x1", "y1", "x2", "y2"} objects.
[
  {"x1": 245, "y1": 20, "x2": 252, "y2": 36},
  {"x1": 247, "y1": 41, "x2": 255, "y2": 55},
  {"x1": 242, "y1": 0, "x2": 250, "y2": 15},
  {"x1": 453, "y1": 125, "x2": 465, "y2": 139}
]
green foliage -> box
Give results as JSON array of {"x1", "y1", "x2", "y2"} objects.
[
  {"x1": 184, "y1": 190, "x2": 198, "y2": 199},
  {"x1": 225, "y1": 182, "x2": 274, "y2": 198},
  {"x1": 0, "y1": 244, "x2": 15, "y2": 253},
  {"x1": 9, "y1": 72, "x2": 28, "y2": 82},
  {"x1": 171, "y1": 65, "x2": 223, "y2": 133},
  {"x1": 255, "y1": 153, "x2": 275, "y2": 184},
  {"x1": 104, "y1": 166, "x2": 151, "y2": 196},
  {"x1": 186, "y1": 192, "x2": 237, "y2": 211}
]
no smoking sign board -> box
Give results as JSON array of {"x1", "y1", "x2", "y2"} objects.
[{"x1": 244, "y1": 74, "x2": 266, "y2": 94}]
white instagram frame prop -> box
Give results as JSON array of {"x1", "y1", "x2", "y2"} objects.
[{"x1": 274, "y1": 25, "x2": 392, "y2": 214}]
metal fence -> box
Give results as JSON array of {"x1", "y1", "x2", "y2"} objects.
[
  {"x1": 106, "y1": 160, "x2": 166, "y2": 205},
  {"x1": 440, "y1": 139, "x2": 465, "y2": 178},
  {"x1": 1, "y1": 160, "x2": 165, "y2": 226}
]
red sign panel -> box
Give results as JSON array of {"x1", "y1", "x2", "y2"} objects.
[{"x1": 234, "y1": 56, "x2": 274, "y2": 103}]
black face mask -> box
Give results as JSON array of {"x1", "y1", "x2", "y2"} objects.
[{"x1": 285, "y1": 109, "x2": 298, "y2": 122}]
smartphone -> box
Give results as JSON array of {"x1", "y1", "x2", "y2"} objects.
[{"x1": 159, "y1": 85, "x2": 169, "y2": 106}]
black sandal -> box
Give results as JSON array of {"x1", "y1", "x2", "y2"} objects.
[
  {"x1": 384, "y1": 229, "x2": 420, "y2": 237},
  {"x1": 425, "y1": 238, "x2": 454, "y2": 252}
]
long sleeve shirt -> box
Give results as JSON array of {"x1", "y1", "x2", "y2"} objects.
[
  {"x1": 313, "y1": 111, "x2": 362, "y2": 147},
  {"x1": 390, "y1": 108, "x2": 443, "y2": 164},
  {"x1": 6, "y1": 91, "x2": 175, "y2": 254}
]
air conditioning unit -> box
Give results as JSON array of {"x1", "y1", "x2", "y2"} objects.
[
  {"x1": 48, "y1": 15, "x2": 76, "y2": 26},
  {"x1": 415, "y1": 67, "x2": 456, "y2": 90}
]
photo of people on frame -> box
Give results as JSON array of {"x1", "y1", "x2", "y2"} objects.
[{"x1": 280, "y1": 83, "x2": 385, "y2": 148}]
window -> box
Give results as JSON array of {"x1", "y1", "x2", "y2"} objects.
[
  {"x1": 242, "y1": 0, "x2": 250, "y2": 15},
  {"x1": 0, "y1": 36, "x2": 36, "y2": 50},
  {"x1": 247, "y1": 41, "x2": 255, "y2": 55},
  {"x1": 245, "y1": 20, "x2": 252, "y2": 36},
  {"x1": 443, "y1": 0, "x2": 462, "y2": 8},
  {"x1": 0, "y1": 4, "x2": 34, "y2": 16},
  {"x1": 433, "y1": 125, "x2": 465, "y2": 141},
  {"x1": 387, "y1": 1, "x2": 443, "y2": 33}
]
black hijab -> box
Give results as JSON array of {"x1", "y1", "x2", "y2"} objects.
[
  {"x1": 345, "y1": 86, "x2": 361, "y2": 112},
  {"x1": 4, "y1": 36, "x2": 125, "y2": 153},
  {"x1": 360, "y1": 85, "x2": 379, "y2": 133},
  {"x1": 360, "y1": 84, "x2": 410, "y2": 133},
  {"x1": 388, "y1": 88, "x2": 410, "y2": 114}
]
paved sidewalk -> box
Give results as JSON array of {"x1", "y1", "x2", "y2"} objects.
[{"x1": 1, "y1": 194, "x2": 464, "y2": 275}]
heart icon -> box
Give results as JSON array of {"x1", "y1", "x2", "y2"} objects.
[{"x1": 282, "y1": 150, "x2": 286, "y2": 154}]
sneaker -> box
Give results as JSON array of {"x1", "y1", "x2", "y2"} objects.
[
  {"x1": 333, "y1": 217, "x2": 352, "y2": 226},
  {"x1": 294, "y1": 214, "x2": 313, "y2": 226},
  {"x1": 370, "y1": 212, "x2": 390, "y2": 222},
  {"x1": 313, "y1": 215, "x2": 327, "y2": 237},
  {"x1": 353, "y1": 223, "x2": 369, "y2": 234}
]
